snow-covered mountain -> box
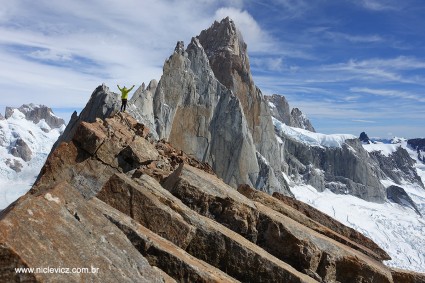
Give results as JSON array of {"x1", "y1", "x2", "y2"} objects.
[
  {"x1": 0, "y1": 104, "x2": 65, "y2": 209},
  {"x1": 273, "y1": 118, "x2": 425, "y2": 272}
]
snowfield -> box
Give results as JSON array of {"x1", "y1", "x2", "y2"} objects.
[
  {"x1": 272, "y1": 117, "x2": 356, "y2": 148},
  {"x1": 0, "y1": 108, "x2": 64, "y2": 209}
]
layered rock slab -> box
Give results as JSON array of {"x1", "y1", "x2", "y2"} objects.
[
  {"x1": 163, "y1": 164, "x2": 394, "y2": 283},
  {"x1": 271, "y1": 191, "x2": 390, "y2": 260},
  {"x1": 238, "y1": 185, "x2": 390, "y2": 261},
  {"x1": 97, "y1": 171, "x2": 316, "y2": 283},
  {"x1": 0, "y1": 182, "x2": 166, "y2": 283},
  {"x1": 34, "y1": 113, "x2": 157, "y2": 198},
  {"x1": 92, "y1": 197, "x2": 239, "y2": 283}
]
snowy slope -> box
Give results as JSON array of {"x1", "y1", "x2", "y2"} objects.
[
  {"x1": 0, "y1": 107, "x2": 65, "y2": 209},
  {"x1": 286, "y1": 135, "x2": 425, "y2": 272},
  {"x1": 290, "y1": 183, "x2": 425, "y2": 272},
  {"x1": 272, "y1": 117, "x2": 356, "y2": 148}
]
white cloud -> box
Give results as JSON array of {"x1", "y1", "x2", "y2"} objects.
[
  {"x1": 0, "y1": 0, "x2": 251, "y2": 110},
  {"x1": 352, "y1": 119, "x2": 376, "y2": 123},
  {"x1": 251, "y1": 57, "x2": 284, "y2": 71},
  {"x1": 214, "y1": 7, "x2": 276, "y2": 52},
  {"x1": 321, "y1": 56, "x2": 425, "y2": 83},
  {"x1": 350, "y1": 87, "x2": 425, "y2": 102},
  {"x1": 325, "y1": 31, "x2": 384, "y2": 43},
  {"x1": 359, "y1": 0, "x2": 399, "y2": 11}
]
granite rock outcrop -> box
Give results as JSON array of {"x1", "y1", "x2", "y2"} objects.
[{"x1": 151, "y1": 18, "x2": 289, "y2": 195}]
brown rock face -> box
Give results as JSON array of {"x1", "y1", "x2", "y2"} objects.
[
  {"x1": 0, "y1": 182, "x2": 166, "y2": 283},
  {"x1": 1, "y1": 112, "x2": 422, "y2": 282},
  {"x1": 162, "y1": 166, "x2": 393, "y2": 283},
  {"x1": 272, "y1": 192, "x2": 390, "y2": 260}
]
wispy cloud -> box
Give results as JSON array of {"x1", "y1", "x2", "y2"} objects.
[
  {"x1": 352, "y1": 119, "x2": 376, "y2": 123},
  {"x1": 214, "y1": 7, "x2": 277, "y2": 52},
  {"x1": 0, "y1": 1, "x2": 267, "y2": 108},
  {"x1": 357, "y1": 0, "x2": 400, "y2": 11},
  {"x1": 250, "y1": 0, "x2": 311, "y2": 19},
  {"x1": 251, "y1": 57, "x2": 284, "y2": 72},
  {"x1": 350, "y1": 87, "x2": 425, "y2": 102},
  {"x1": 321, "y1": 56, "x2": 425, "y2": 83},
  {"x1": 324, "y1": 31, "x2": 384, "y2": 43}
]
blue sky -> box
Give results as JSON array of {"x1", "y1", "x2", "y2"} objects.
[{"x1": 0, "y1": 0, "x2": 424, "y2": 138}]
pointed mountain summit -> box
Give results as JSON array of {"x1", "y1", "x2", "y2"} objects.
[
  {"x1": 151, "y1": 18, "x2": 289, "y2": 195},
  {"x1": 197, "y1": 17, "x2": 250, "y2": 90}
]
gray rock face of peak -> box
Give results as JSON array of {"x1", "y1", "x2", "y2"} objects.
[
  {"x1": 197, "y1": 17, "x2": 245, "y2": 61},
  {"x1": 5, "y1": 104, "x2": 65, "y2": 129},
  {"x1": 0, "y1": 113, "x2": 4, "y2": 120},
  {"x1": 196, "y1": 17, "x2": 286, "y2": 194},
  {"x1": 265, "y1": 94, "x2": 315, "y2": 132},
  {"x1": 52, "y1": 84, "x2": 121, "y2": 152},
  {"x1": 282, "y1": 134, "x2": 387, "y2": 202},
  {"x1": 129, "y1": 80, "x2": 158, "y2": 140},
  {"x1": 290, "y1": 108, "x2": 315, "y2": 132},
  {"x1": 265, "y1": 94, "x2": 292, "y2": 126},
  {"x1": 387, "y1": 185, "x2": 422, "y2": 216},
  {"x1": 153, "y1": 38, "x2": 265, "y2": 191},
  {"x1": 370, "y1": 147, "x2": 424, "y2": 188}
]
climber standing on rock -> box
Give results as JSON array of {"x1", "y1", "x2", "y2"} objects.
[{"x1": 117, "y1": 84, "x2": 135, "y2": 112}]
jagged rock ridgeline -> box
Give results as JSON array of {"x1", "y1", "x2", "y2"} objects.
[
  {"x1": 387, "y1": 185, "x2": 422, "y2": 216},
  {"x1": 369, "y1": 146, "x2": 424, "y2": 189},
  {"x1": 266, "y1": 94, "x2": 315, "y2": 132},
  {"x1": 153, "y1": 17, "x2": 287, "y2": 195},
  {"x1": 281, "y1": 135, "x2": 388, "y2": 202},
  {"x1": 5, "y1": 104, "x2": 65, "y2": 130},
  {"x1": 2, "y1": 113, "x2": 423, "y2": 282}
]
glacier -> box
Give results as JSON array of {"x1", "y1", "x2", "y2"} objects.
[
  {"x1": 284, "y1": 128, "x2": 425, "y2": 272},
  {"x1": 0, "y1": 107, "x2": 65, "y2": 209}
]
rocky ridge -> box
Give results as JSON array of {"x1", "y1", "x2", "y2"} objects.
[{"x1": 1, "y1": 112, "x2": 423, "y2": 282}]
